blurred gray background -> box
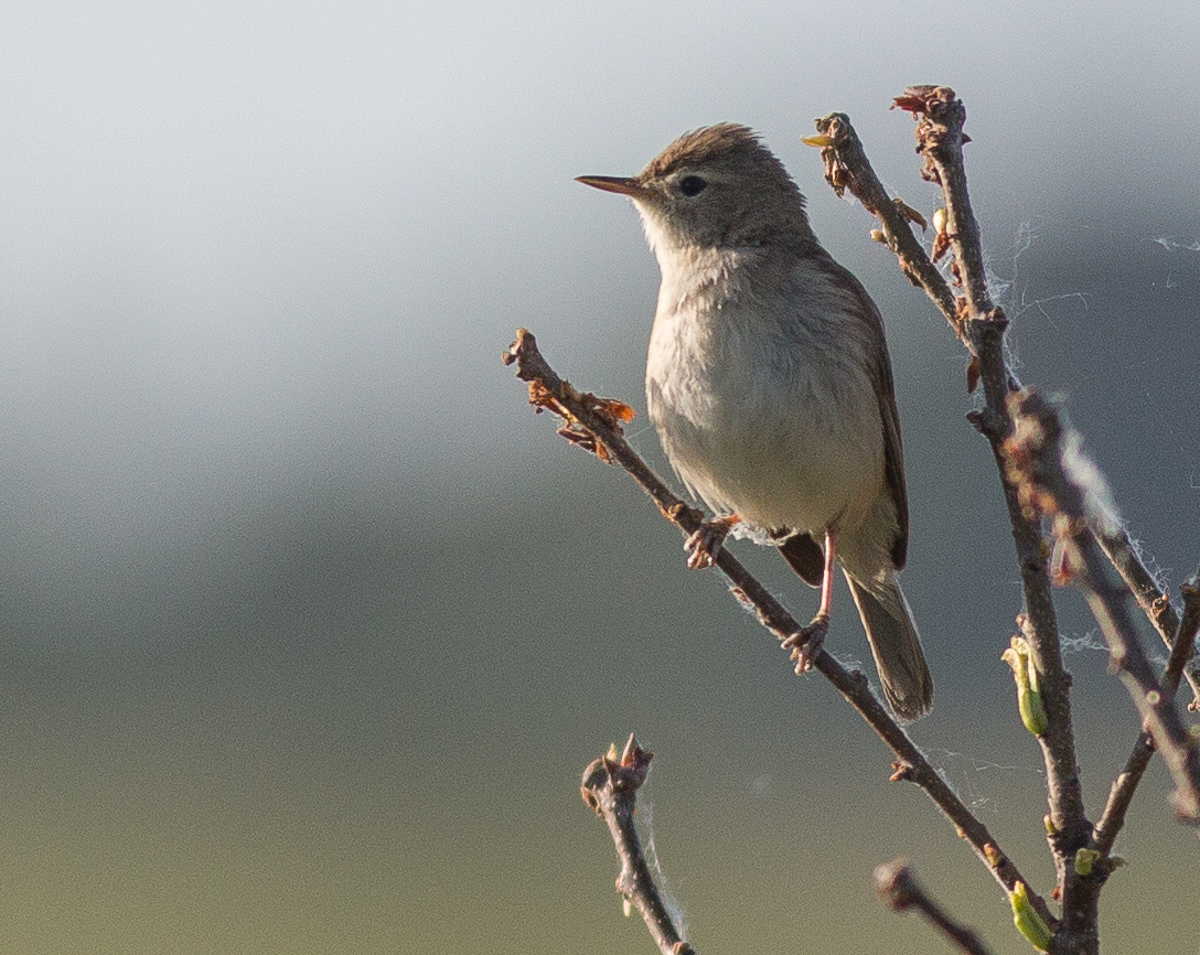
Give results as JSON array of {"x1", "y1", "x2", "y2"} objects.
[{"x1": 2, "y1": 1, "x2": 1199, "y2": 952}]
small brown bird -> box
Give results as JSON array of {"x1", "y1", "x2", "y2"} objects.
[{"x1": 578, "y1": 124, "x2": 932, "y2": 720}]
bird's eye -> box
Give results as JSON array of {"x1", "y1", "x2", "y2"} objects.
[{"x1": 679, "y1": 175, "x2": 707, "y2": 197}]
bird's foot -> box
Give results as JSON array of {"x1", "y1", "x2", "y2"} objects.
[
  {"x1": 783, "y1": 614, "x2": 828, "y2": 674},
  {"x1": 684, "y1": 514, "x2": 740, "y2": 570}
]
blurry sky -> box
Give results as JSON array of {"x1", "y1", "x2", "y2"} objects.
[{"x1": 2, "y1": 1, "x2": 1199, "y2": 953}]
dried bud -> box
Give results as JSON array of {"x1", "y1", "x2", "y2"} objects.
[{"x1": 892, "y1": 197, "x2": 928, "y2": 230}]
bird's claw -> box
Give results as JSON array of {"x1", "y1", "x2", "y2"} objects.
[
  {"x1": 783, "y1": 614, "x2": 828, "y2": 673},
  {"x1": 684, "y1": 516, "x2": 739, "y2": 570}
]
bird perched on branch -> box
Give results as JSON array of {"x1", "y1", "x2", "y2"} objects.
[{"x1": 578, "y1": 123, "x2": 932, "y2": 721}]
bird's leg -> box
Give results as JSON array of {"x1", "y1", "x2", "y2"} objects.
[
  {"x1": 684, "y1": 514, "x2": 741, "y2": 570},
  {"x1": 815, "y1": 529, "x2": 837, "y2": 620},
  {"x1": 783, "y1": 530, "x2": 836, "y2": 672}
]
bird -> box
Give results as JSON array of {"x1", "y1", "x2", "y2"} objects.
[{"x1": 577, "y1": 123, "x2": 933, "y2": 721}]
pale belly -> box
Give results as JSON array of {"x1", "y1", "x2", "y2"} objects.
[{"x1": 646, "y1": 316, "x2": 884, "y2": 537}]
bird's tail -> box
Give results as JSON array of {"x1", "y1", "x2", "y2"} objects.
[{"x1": 843, "y1": 571, "x2": 933, "y2": 722}]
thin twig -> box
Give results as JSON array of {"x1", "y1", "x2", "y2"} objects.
[
  {"x1": 1162, "y1": 568, "x2": 1200, "y2": 699},
  {"x1": 1092, "y1": 738, "x2": 1154, "y2": 861},
  {"x1": 1093, "y1": 565, "x2": 1200, "y2": 855},
  {"x1": 1095, "y1": 529, "x2": 1200, "y2": 709},
  {"x1": 1005, "y1": 389, "x2": 1200, "y2": 825},
  {"x1": 874, "y1": 859, "x2": 996, "y2": 955},
  {"x1": 505, "y1": 328, "x2": 1057, "y2": 929},
  {"x1": 581, "y1": 736, "x2": 694, "y2": 955}
]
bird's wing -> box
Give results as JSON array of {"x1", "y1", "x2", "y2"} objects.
[{"x1": 813, "y1": 251, "x2": 910, "y2": 571}]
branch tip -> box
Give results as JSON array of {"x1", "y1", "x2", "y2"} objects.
[
  {"x1": 875, "y1": 859, "x2": 998, "y2": 955},
  {"x1": 579, "y1": 739, "x2": 686, "y2": 955}
]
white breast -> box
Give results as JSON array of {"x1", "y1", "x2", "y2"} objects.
[{"x1": 644, "y1": 249, "x2": 884, "y2": 538}]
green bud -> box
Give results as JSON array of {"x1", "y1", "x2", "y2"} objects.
[
  {"x1": 1019, "y1": 683, "x2": 1049, "y2": 736},
  {"x1": 1074, "y1": 848, "x2": 1101, "y2": 876},
  {"x1": 1002, "y1": 637, "x2": 1048, "y2": 736},
  {"x1": 1010, "y1": 881, "x2": 1054, "y2": 952}
]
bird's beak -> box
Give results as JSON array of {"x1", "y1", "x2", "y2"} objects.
[{"x1": 576, "y1": 175, "x2": 650, "y2": 199}]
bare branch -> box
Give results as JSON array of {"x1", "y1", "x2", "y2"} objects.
[
  {"x1": 897, "y1": 88, "x2": 996, "y2": 324},
  {"x1": 581, "y1": 736, "x2": 694, "y2": 955},
  {"x1": 812, "y1": 94, "x2": 1090, "y2": 884},
  {"x1": 1005, "y1": 389, "x2": 1200, "y2": 825},
  {"x1": 874, "y1": 859, "x2": 997, "y2": 955},
  {"x1": 1163, "y1": 567, "x2": 1200, "y2": 698},
  {"x1": 505, "y1": 328, "x2": 1057, "y2": 929},
  {"x1": 808, "y1": 113, "x2": 958, "y2": 327},
  {"x1": 1095, "y1": 529, "x2": 1200, "y2": 708},
  {"x1": 903, "y1": 90, "x2": 1097, "y2": 870},
  {"x1": 1092, "y1": 737, "x2": 1154, "y2": 861},
  {"x1": 1093, "y1": 564, "x2": 1200, "y2": 855}
]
